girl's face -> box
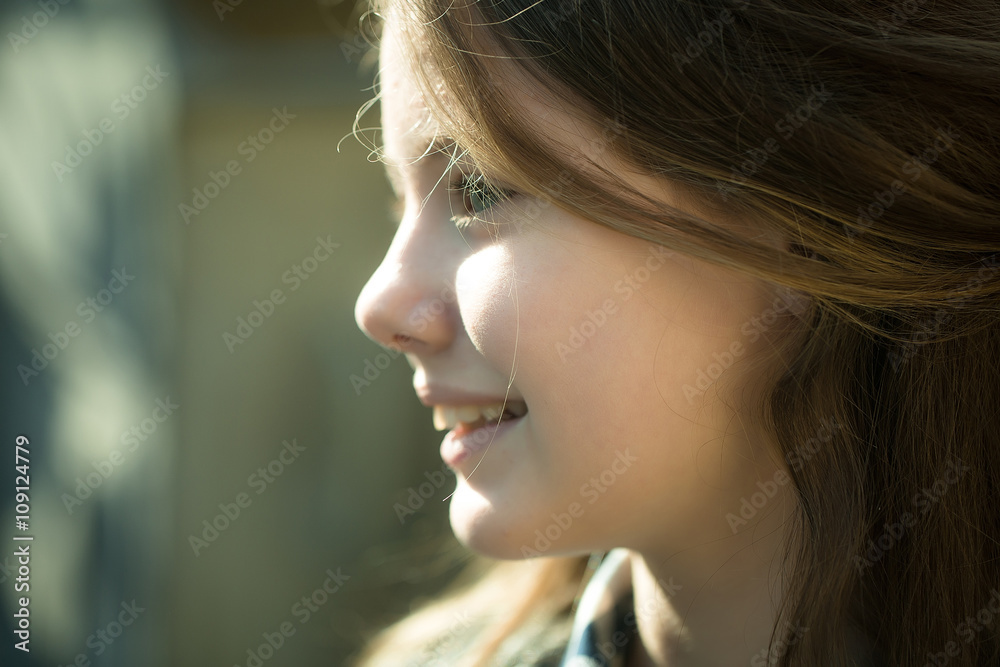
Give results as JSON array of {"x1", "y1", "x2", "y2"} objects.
[{"x1": 355, "y1": 18, "x2": 798, "y2": 560}]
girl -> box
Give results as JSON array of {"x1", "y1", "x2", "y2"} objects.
[{"x1": 352, "y1": 1, "x2": 1000, "y2": 665}]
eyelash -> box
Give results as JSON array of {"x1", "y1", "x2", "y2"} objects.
[{"x1": 448, "y1": 172, "x2": 518, "y2": 230}]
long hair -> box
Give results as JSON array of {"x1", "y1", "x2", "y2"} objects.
[{"x1": 350, "y1": 1, "x2": 1000, "y2": 665}]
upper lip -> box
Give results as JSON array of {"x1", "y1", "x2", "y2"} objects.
[{"x1": 415, "y1": 385, "x2": 526, "y2": 407}]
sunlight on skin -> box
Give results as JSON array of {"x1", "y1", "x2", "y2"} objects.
[{"x1": 354, "y1": 13, "x2": 802, "y2": 666}]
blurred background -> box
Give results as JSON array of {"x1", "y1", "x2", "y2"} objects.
[{"x1": 0, "y1": 0, "x2": 462, "y2": 664}]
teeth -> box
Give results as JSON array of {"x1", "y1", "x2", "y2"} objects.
[
  {"x1": 432, "y1": 406, "x2": 454, "y2": 431},
  {"x1": 481, "y1": 405, "x2": 504, "y2": 421},
  {"x1": 431, "y1": 401, "x2": 528, "y2": 431},
  {"x1": 455, "y1": 405, "x2": 482, "y2": 423}
]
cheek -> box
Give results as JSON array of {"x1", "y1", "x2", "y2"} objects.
[{"x1": 454, "y1": 245, "x2": 518, "y2": 359}]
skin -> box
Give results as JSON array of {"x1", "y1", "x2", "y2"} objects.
[{"x1": 355, "y1": 15, "x2": 804, "y2": 667}]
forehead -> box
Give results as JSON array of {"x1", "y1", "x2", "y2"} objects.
[
  {"x1": 372, "y1": 12, "x2": 781, "y2": 254},
  {"x1": 375, "y1": 11, "x2": 646, "y2": 202},
  {"x1": 378, "y1": 19, "x2": 456, "y2": 189}
]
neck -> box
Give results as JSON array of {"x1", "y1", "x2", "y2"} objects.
[{"x1": 625, "y1": 503, "x2": 795, "y2": 666}]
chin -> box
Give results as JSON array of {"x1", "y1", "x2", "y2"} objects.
[
  {"x1": 447, "y1": 479, "x2": 538, "y2": 560},
  {"x1": 448, "y1": 478, "x2": 595, "y2": 561}
]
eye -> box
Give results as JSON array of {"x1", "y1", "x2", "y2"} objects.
[{"x1": 449, "y1": 172, "x2": 518, "y2": 230}]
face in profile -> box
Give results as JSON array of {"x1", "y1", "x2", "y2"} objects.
[{"x1": 355, "y1": 14, "x2": 800, "y2": 562}]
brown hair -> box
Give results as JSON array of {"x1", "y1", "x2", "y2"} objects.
[{"x1": 350, "y1": 1, "x2": 1000, "y2": 665}]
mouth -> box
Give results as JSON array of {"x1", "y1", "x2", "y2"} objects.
[
  {"x1": 432, "y1": 400, "x2": 529, "y2": 437},
  {"x1": 436, "y1": 399, "x2": 529, "y2": 468}
]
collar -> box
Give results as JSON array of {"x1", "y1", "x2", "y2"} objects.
[
  {"x1": 559, "y1": 548, "x2": 638, "y2": 667},
  {"x1": 556, "y1": 550, "x2": 886, "y2": 667}
]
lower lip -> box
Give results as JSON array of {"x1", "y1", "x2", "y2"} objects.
[{"x1": 440, "y1": 414, "x2": 526, "y2": 468}]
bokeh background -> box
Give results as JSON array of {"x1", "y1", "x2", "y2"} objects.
[{"x1": 0, "y1": 1, "x2": 460, "y2": 664}]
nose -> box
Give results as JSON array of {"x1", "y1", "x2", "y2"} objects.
[{"x1": 354, "y1": 216, "x2": 459, "y2": 356}]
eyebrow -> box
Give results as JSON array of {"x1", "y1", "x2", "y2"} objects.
[
  {"x1": 381, "y1": 136, "x2": 462, "y2": 223},
  {"x1": 383, "y1": 136, "x2": 469, "y2": 193},
  {"x1": 383, "y1": 135, "x2": 477, "y2": 224}
]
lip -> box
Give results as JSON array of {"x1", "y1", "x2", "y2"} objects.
[
  {"x1": 440, "y1": 411, "x2": 527, "y2": 469},
  {"x1": 415, "y1": 384, "x2": 525, "y2": 407}
]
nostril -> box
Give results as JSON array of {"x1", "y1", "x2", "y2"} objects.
[
  {"x1": 354, "y1": 271, "x2": 454, "y2": 353},
  {"x1": 392, "y1": 333, "x2": 415, "y2": 350}
]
